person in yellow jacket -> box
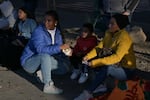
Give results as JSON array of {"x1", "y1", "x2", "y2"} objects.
[{"x1": 74, "y1": 14, "x2": 136, "y2": 100}]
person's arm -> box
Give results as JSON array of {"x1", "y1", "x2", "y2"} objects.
[
  {"x1": 124, "y1": 0, "x2": 140, "y2": 14},
  {"x1": 31, "y1": 28, "x2": 63, "y2": 55},
  {"x1": 18, "y1": 19, "x2": 37, "y2": 39},
  {"x1": 84, "y1": 31, "x2": 111, "y2": 61},
  {"x1": 30, "y1": 19, "x2": 37, "y2": 34},
  {"x1": 83, "y1": 36, "x2": 97, "y2": 55},
  {"x1": 72, "y1": 38, "x2": 80, "y2": 55},
  {"x1": 84, "y1": 39, "x2": 103, "y2": 61},
  {"x1": 89, "y1": 32, "x2": 132, "y2": 68}
]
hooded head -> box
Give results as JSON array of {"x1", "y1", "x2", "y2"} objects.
[{"x1": 112, "y1": 14, "x2": 129, "y2": 30}]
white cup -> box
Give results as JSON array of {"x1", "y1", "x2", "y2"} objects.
[{"x1": 62, "y1": 48, "x2": 72, "y2": 56}]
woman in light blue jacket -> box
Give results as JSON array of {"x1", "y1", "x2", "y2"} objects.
[
  {"x1": 0, "y1": 7, "x2": 37, "y2": 69},
  {"x1": 12, "y1": 7, "x2": 37, "y2": 47},
  {"x1": 20, "y1": 10, "x2": 70, "y2": 94}
]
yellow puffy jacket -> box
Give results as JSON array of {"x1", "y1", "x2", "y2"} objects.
[{"x1": 85, "y1": 29, "x2": 136, "y2": 69}]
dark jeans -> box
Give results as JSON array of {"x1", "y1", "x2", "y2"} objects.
[
  {"x1": 70, "y1": 55, "x2": 88, "y2": 73},
  {"x1": 87, "y1": 65, "x2": 135, "y2": 92},
  {"x1": 70, "y1": 55, "x2": 83, "y2": 69},
  {"x1": 0, "y1": 36, "x2": 25, "y2": 69}
]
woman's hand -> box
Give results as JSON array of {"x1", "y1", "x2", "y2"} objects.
[
  {"x1": 60, "y1": 44, "x2": 70, "y2": 50},
  {"x1": 123, "y1": 11, "x2": 130, "y2": 16}
]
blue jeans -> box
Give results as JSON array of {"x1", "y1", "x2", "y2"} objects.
[
  {"x1": 87, "y1": 65, "x2": 135, "y2": 92},
  {"x1": 22, "y1": 53, "x2": 70, "y2": 84}
]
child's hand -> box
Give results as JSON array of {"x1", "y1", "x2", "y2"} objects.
[
  {"x1": 82, "y1": 60, "x2": 88, "y2": 65},
  {"x1": 83, "y1": 57, "x2": 88, "y2": 61},
  {"x1": 82, "y1": 60, "x2": 92, "y2": 66},
  {"x1": 88, "y1": 62, "x2": 92, "y2": 66}
]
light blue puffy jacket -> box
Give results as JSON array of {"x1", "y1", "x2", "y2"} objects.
[{"x1": 20, "y1": 24, "x2": 63, "y2": 66}]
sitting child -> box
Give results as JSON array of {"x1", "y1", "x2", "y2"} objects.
[
  {"x1": 74, "y1": 14, "x2": 136, "y2": 100},
  {"x1": 70, "y1": 23, "x2": 97, "y2": 84}
]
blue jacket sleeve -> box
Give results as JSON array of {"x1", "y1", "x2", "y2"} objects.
[{"x1": 31, "y1": 28, "x2": 62, "y2": 55}]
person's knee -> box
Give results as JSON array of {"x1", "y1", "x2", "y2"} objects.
[
  {"x1": 39, "y1": 54, "x2": 53, "y2": 60},
  {"x1": 23, "y1": 67, "x2": 35, "y2": 74},
  {"x1": 39, "y1": 53, "x2": 56, "y2": 67},
  {"x1": 107, "y1": 66, "x2": 127, "y2": 80}
]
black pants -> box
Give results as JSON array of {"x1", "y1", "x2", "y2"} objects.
[
  {"x1": 70, "y1": 55, "x2": 83, "y2": 69},
  {"x1": 0, "y1": 36, "x2": 25, "y2": 69},
  {"x1": 70, "y1": 55, "x2": 90, "y2": 73}
]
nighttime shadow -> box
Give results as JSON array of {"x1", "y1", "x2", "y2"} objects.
[
  {"x1": 12, "y1": 68, "x2": 88, "y2": 100},
  {"x1": 13, "y1": 68, "x2": 43, "y2": 91},
  {"x1": 135, "y1": 69, "x2": 150, "y2": 80}
]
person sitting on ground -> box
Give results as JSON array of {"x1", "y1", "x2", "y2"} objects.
[
  {"x1": 74, "y1": 13, "x2": 136, "y2": 100},
  {"x1": 70, "y1": 23, "x2": 97, "y2": 84},
  {"x1": 11, "y1": 7, "x2": 37, "y2": 47},
  {"x1": 0, "y1": 0, "x2": 16, "y2": 30},
  {"x1": 0, "y1": 0, "x2": 17, "y2": 37},
  {"x1": 20, "y1": 10, "x2": 71, "y2": 94},
  {"x1": 0, "y1": 6, "x2": 37, "y2": 69}
]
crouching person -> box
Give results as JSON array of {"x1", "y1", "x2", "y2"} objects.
[
  {"x1": 20, "y1": 10, "x2": 70, "y2": 94},
  {"x1": 74, "y1": 14, "x2": 136, "y2": 100}
]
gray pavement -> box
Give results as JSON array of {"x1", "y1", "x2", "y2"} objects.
[{"x1": 0, "y1": 69, "x2": 88, "y2": 100}]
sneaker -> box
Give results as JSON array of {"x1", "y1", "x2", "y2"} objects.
[
  {"x1": 93, "y1": 84, "x2": 107, "y2": 93},
  {"x1": 74, "y1": 90, "x2": 93, "y2": 100},
  {"x1": 70, "y1": 69, "x2": 80, "y2": 80},
  {"x1": 36, "y1": 70, "x2": 43, "y2": 83},
  {"x1": 78, "y1": 73, "x2": 88, "y2": 84},
  {"x1": 0, "y1": 65, "x2": 8, "y2": 71},
  {"x1": 43, "y1": 81, "x2": 63, "y2": 94}
]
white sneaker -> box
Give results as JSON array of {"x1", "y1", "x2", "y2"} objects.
[
  {"x1": 36, "y1": 70, "x2": 43, "y2": 83},
  {"x1": 43, "y1": 82, "x2": 63, "y2": 94},
  {"x1": 70, "y1": 69, "x2": 80, "y2": 80},
  {"x1": 74, "y1": 90, "x2": 93, "y2": 100},
  {"x1": 93, "y1": 84, "x2": 107, "y2": 93},
  {"x1": 78, "y1": 73, "x2": 88, "y2": 84}
]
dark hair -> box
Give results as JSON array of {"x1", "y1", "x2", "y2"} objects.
[
  {"x1": 45, "y1": 10, "x2": 59, "y2": 21},
  {"x1": 112, "y1": 13, "x2": 129, "y2": 29},
  {"x1": 18, "y1": 7, "x2": 33, "y2": 19},
  {"x1": 45, "y1": 10, "x2": 61, "y2": 30},
  {"x1": 45, "y1": 10, "x2": 64, "y2": 42},
  {"x1": 82, "y1": 23, "x2": 94, "y2": 33}
]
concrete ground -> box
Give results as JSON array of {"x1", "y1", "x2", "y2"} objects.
[{"x1": 0, "y1": 68, "x2": 88, "y2": 100}]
